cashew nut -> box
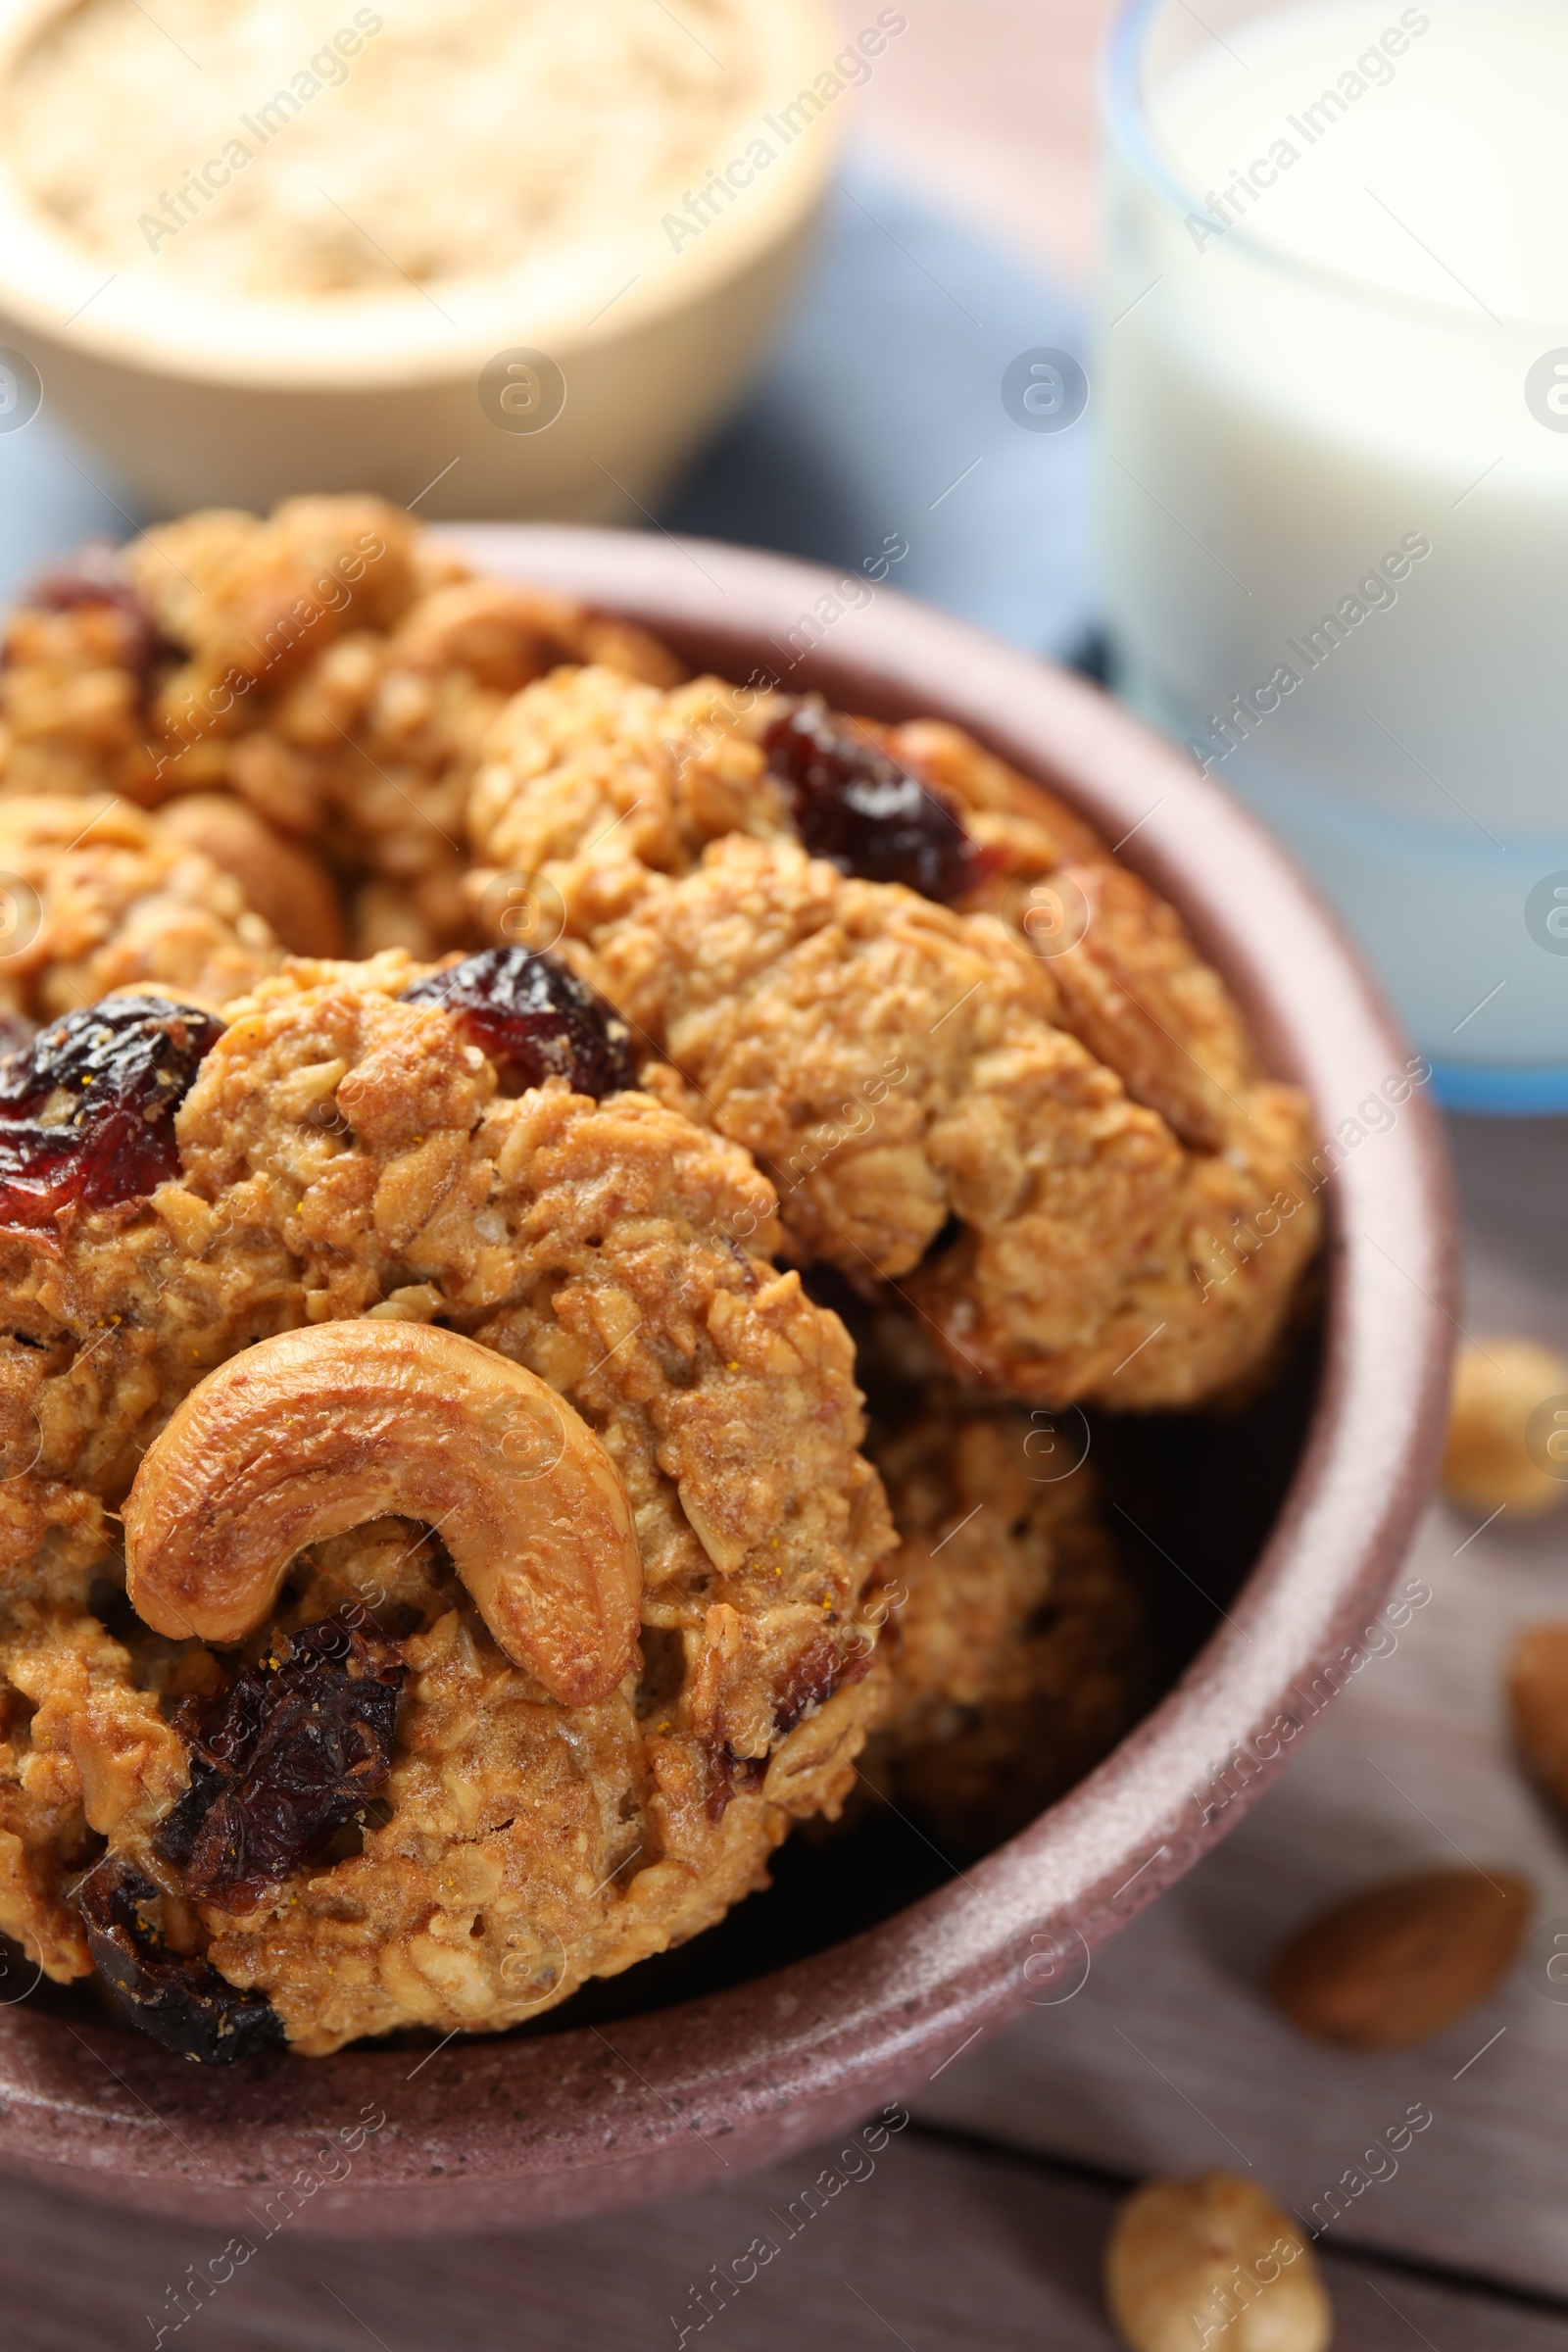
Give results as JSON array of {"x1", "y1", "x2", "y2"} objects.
[{"x1": 122, "y1": 1322, "x2": 642, "y2": 1707}]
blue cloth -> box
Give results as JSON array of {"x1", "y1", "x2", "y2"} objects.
[
  {"x1": 0, "y1": 163, "x2": 1094, "y2": 656},
  {"x1": 662, "y1": 166, "x2": 1096, "y2": 661},
  {"x1": 0, "y1": 407, "x2": 140, "y2": 607}
]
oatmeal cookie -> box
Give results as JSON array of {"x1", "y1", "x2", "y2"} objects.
[
  {"x1": 0, "y1": 793, "x2": 279, "y2": 1024},
  {"x1": 0, "y1": 498, "x2": 684, "y2": 959},
  {"x1": 0, "y1": 947, "x2": 894, "y2": 2051},
  {"x1": 156, "y1": 792, "x2": 347, "y2": 958},
  {"x1": 861, "y1": 1407, "x2": 1150, "y2": 1849},
  {"x1": 468, "y1": 666, "x2": 1319, "y2": 1406}
]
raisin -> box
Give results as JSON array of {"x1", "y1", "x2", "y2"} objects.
[
  {"x1": 762, "y1": 698, "x2": 985, "y2": 905},
  {"x1": 153, "y1": 1613, "x2": 405, "y2": 1913},
  {"x1": 23, "y1": 538, "x2": 174, "y2": 695},
  {"x1": 704, "y1": 1746, "x2": 766, "y2": 1825},
  {"x1": 400, "y1": 947, "x2": 637, "y2": 1100},
  {"x1": 0, "y1": 996, "x2": 224, "y2": 1228},
  {"x1": 75, "y1": 1854, "x2": 284, "y2": 2064},
  {"x1": 770, "y1": 1629, "x2": 849, "y2": 1740}
]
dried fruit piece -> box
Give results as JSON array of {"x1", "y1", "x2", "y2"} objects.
[
  {"x1": 762, "y1": 697, "x2": 985, "y2": 904},
  {"x1": 1268, "y1": 1867, "x2": 1532, "y2": 2049},
  {"x1": 0, "y1": 995, "x2": 225, "y2": 1226},
  {"x1": 1104, "y1": 2173, "x2": 1331, "y2": 2352},
  {"x1": 1442, "y1": 1337, "x2": 1568, "y2": 1517},
  {"x1": 153, "y1": 1614, "x2": 405, "y2": 1912},
  {"x1": 75, "y1": 1854, "x2": 284, "y2": 2063},
  {"x1": 1507, "y1": 1624, "x2": 1568, "y2": 1812},
  {"x1": 24, "y1": 538, "x2": 172, "y2": 694},
  {"x1": 400, "y1": 946, "x2": 637, "y2": 1099}
]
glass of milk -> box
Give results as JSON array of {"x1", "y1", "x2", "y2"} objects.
[{"x1": 1098, "y1": 0, "x2": 1568, "y2": 1109}]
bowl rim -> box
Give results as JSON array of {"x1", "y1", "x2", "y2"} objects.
[
  {"x1": 0, "y1": 0, "x2": 843, "y2": 386},
  {"x1": 0, "y1": 526, "x2": 1457, "y2": 2233}
]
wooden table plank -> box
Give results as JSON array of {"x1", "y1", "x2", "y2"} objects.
[
  {"x1": 3, "y1": 2124, "x2": 1564, "y2": 2351},
  {"x1": 833, "y1": 0, "x2": 1119, "y2": 282}
]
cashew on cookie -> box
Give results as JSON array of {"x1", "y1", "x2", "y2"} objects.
[
  {"x1": 126, "y1": 1322, "x2": 643, "y2": 1704},
  {"x1": 0, "y1": 497, "x2": 685, "y2": 958},
  {"x1": 468, "y1": 665, "x2": 1321, "y2": 1406},
  {"x1": 0, "y1": 948, "x2": 893, "y2": 2053}
]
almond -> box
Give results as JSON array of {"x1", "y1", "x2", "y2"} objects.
[
  {"x1": 1268, "y1": 1868, "x2": 1532, "y2": 2049},
  {"x1": 1507, "y1": 1623, "x2": 1568, "y2": 1811},
  {"x1": 1104, "y1": 2173, "x2": 1331, "y2": 2352}
]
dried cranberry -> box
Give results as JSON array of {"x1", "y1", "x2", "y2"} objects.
[
  {"x1": 75, "y1": 1854, "x2": 284, "y2": 2064},
  {"x1": 0, "y1": 996, "x2": 224, "y2": 1227},
  {"x1": 772, "y1": 1629, "x2": 855, "y2": 1740},
  {"x1": 763, "y1": 698, "x2": 984, "y2": 905},
  {"x1": 153, "y1": 1613, "x2": 405, "y2": 1914},
  {"x1": 704, "y1": 1747, "x2": 766, "y2": 1826},
  {"x1": 400, "y1": 947, "x2": 637, "y2": 1100},
  {"x1": 23, "y1": 538, "x2": 174, "y2": 694}
]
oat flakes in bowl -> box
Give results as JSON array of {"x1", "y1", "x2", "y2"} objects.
[{"x1": 0, "y1": 0, "x2": 854, "y2": 514}]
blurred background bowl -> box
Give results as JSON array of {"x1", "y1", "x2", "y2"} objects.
[{"x1": 0, "y1": 0, "x2": 842, "y2": 518}]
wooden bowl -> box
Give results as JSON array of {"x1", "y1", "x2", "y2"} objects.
[{"x1": 0, "y1": 529, "x2": 1456, "y2": 2232}]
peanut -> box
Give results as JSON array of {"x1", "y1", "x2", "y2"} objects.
[
  {"x1": 1268, "y1": 1868, "x2": 1531, "y2": 2049},
  {"x1": 1104, "y1": 2173, "x2": 1331, "y2": 2352},
  {"x1": 1442, "y1": 1337, "x2": 1568, "y2": 1517},
  {"x1": 1507, "y1": 1624, "x2": 1568, "y2": 1812}
]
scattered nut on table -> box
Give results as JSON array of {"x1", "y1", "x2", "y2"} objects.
[
  {"x1": 1104, "y1": 2172, "x2": 1332, "y2": 2352},
  {"x1": 1507, "y1": 1624, "x2": 1568, "y2": 1812},
  {"x1": 1441, "y1": 1337, "x2": 1568, "y2": 1516},
  {"x1": 1267, "y1": 1868, "x2": 1532, "y2": 2049}
]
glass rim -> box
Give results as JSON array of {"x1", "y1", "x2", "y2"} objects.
[{"x1": 1100, "y1": 0, "x2": 1557, "y2": 336}]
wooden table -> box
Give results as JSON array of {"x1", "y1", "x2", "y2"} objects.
[
  {"x1": 845, "y1": 0, "x2": 1121, "y2": 283},
  {"x1": 6, "y1": 2116, "x2": 1566, "y2": 2352}
]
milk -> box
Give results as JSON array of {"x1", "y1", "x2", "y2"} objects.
[{"x1": 1099, "y1": 1, "x2": 1568, "y2": 1099}]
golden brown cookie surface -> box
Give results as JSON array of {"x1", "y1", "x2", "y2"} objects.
[
  {"x1": 0, "y1": 793, "x2": 280, "y2": 1022},
  {"x1": 0, "y1": 499, "x2": 685, "y2": 959},
  {"x1": 469, "y1": 667, "x2": 1320, "y2": 1407},
  {"x1": 0, "y1": 950, "x2": 894, "y2": 2047},
  {"x1": 863, "y1": 1406, "x2": 1150, "y2": 1849}
]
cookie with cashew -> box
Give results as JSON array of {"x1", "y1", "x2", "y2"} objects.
[
  {"x1": 0, "y1": 498, "x2": 684, "y2": 959},
  {"x1": 467, "y1": 665, "x2": 1318, "y2": 1406},
  {"x1": 0, "y1": 946, "x2": 895, "y2": 2051}
]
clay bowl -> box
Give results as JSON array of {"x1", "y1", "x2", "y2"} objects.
[{"x1": 0, "y1": 529, "x2": 1456, "y2": 2232}]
